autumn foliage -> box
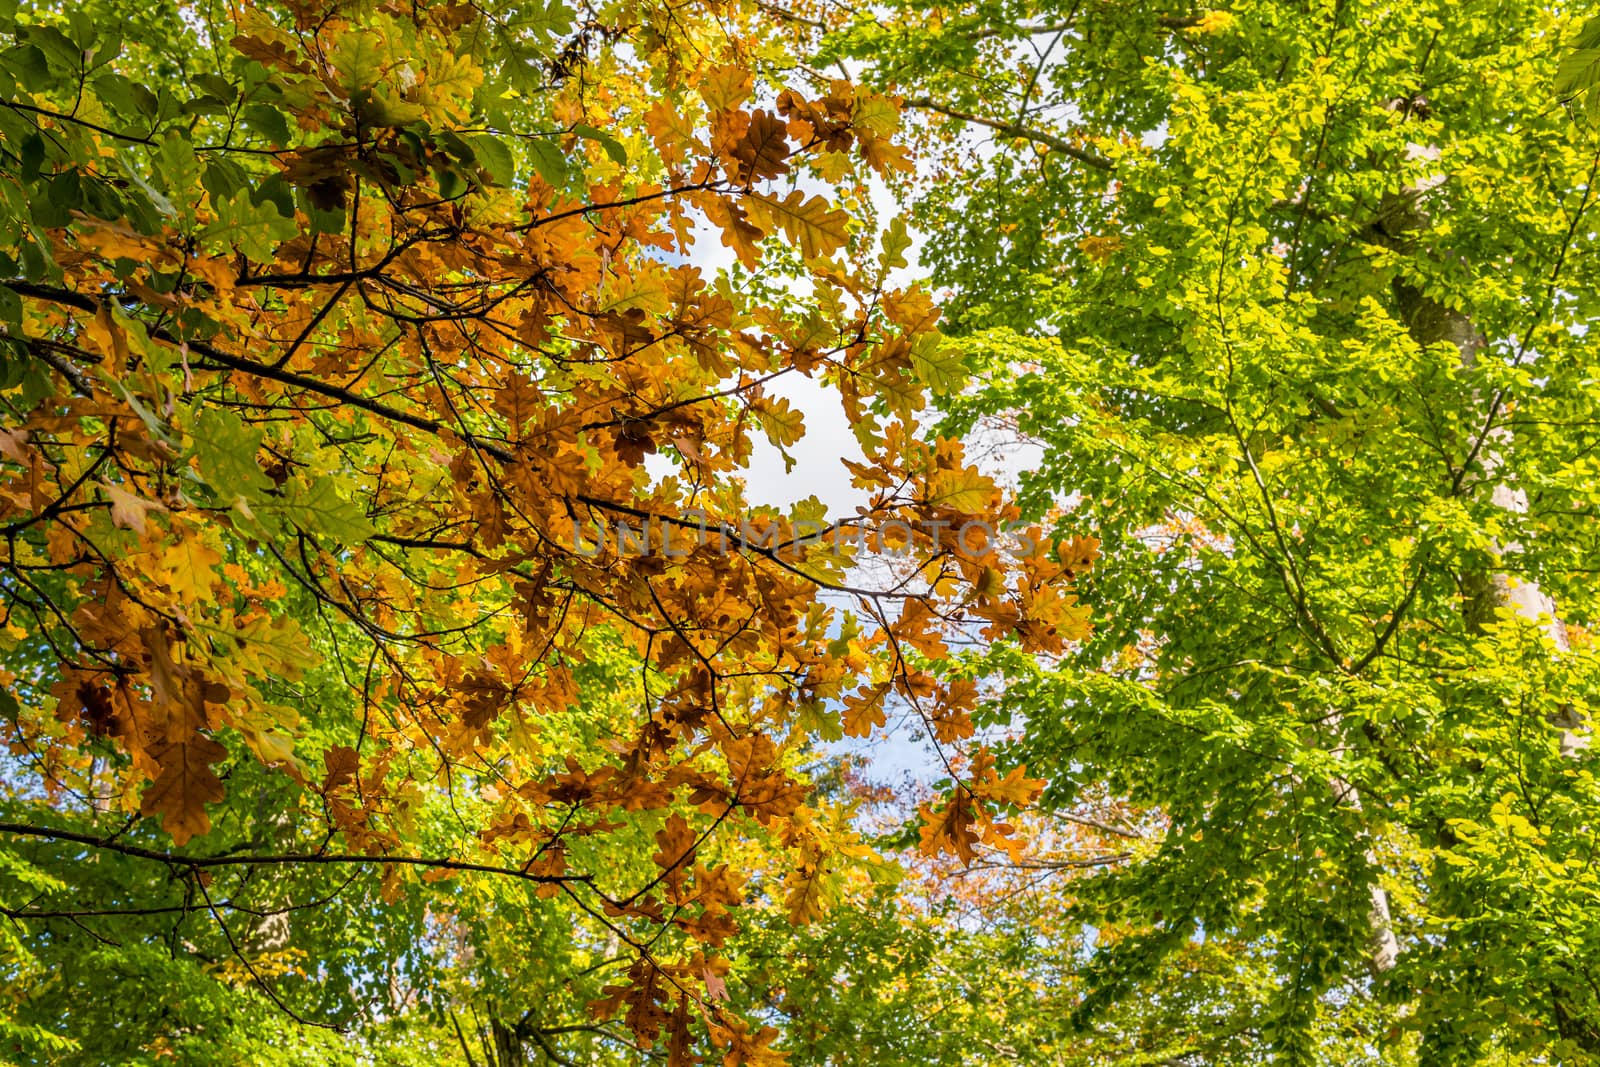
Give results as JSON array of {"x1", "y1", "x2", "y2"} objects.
[{"x1": 0, "y1": 0, "x2": 1089, "y2": 1058}]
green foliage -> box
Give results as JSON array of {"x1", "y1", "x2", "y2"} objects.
[{"x1": 835, "y1": 0, "x2": 1600, "y2": 1060}]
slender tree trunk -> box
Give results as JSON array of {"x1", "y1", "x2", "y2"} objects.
[
  {"x1": 1377, "y1": 185, "x2": 1580, "y2": 751},
  {"x1": 1336, "y1": 144, "x2": 1582, "y2": 989},
  {"x1": 1329, "y1": 776, "x2": 1400, "y2": 974}
]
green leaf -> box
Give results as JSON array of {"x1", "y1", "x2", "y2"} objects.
[
  {"x1": 153, "y1": 133, "x2": 203, "y2": 223},
  {"x1": 242, "y1": 102, "x2": 292, "y2": 146},
  {"x1": 527, "y1": 138, "x2": 568, "y2": 185},
  {"x1": 93, "y1": 72, "x2": 158, "y2": 120},
  {"x1": 191, "y1": 408, "x2": 272, "y2": 501},
  {"x1": 331, "y1": 29, "x2": 386, "y2": 94},
  {"x1": 251, "y1": 173, "x2": 296, "y2": 219},
  {"x1": 19, "y1": 25, "x2": 81, "y2": 76},
  {"x1": 1576, "y1": 13, "x2": 1600, "y2": 50},
  {"x1": 2, "y1": 44, "x2": 53, "y2": 90},
  {"x1": 0, "y1": 845, "x2": 63, "y2": 892},
  {"x1": 879, "y1": 215, "x2": 912, "y2": 273},
  {"x1": 198, "y1": 189, "x2": 296, "y2": 262},
  {"x1": 275, "y1": 477, "x2": 374, "y2": 546},
  {"x1": 18, "y1": 133, "x2": 43, "y2": 181},
  {"x1": 507, "y1": 0, "x2": 573, "y2": 48},
  {"x1": 909, "y1": 333, "x2": 966, "y2": 393},
  {"x1": 434, "y1": 163, "x2": 468, "y2": 200},
  {"x1": 471, "y1": 134, "x2": 516, "y2": 186},
  {"x1": 573, "y1": 123, "x2": 628, "y2": 165},
  {"x1": 115, "y1": 148, "x2": 176, "y2": 219},
  {"x1": 201, "y1": 158, "x2": 249, "y2": 204},
  {"x1": 1556, "y1": 49, "x2": 1600, "y2": 98}
]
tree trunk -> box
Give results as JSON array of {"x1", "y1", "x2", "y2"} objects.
[
  {"x1": 1329, "y1": 776, "x2": 1401, "y2": 974},
  {"x1": 491, "y1": 1017, "x2": 526, "y2": 1067},
  {"x1": 1339, "y1": 143, "x2": 1582, "y2": 992},
  {"x1": 1376, "y1": 181, "x2": 1580, "y2": 752}
]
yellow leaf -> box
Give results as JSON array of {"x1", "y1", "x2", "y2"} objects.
[
  {"x1": 895, "y1": 599, "x2": 950, "y2": 659},
  {"x1": 232, "y1": 615, "x2": 320, "y2": 678},
  {"x1": 102, "y1": 482, "x2": 167, "y2": 534},
  {"x1": 161, "y1": 540, "x2": 222, "y2": 600},
  {"x1": 416, "y1": 51, "x2": 482, "y2": 124},
  {"x1": 1078, "y1": 233, "x2": 1123, "y2": 263},
  {"x1": 331, "y1": 29, "x2": 387, "y2": 94},
  {"x1": 751, "y1": 395, "x2": 805, "y2": 448},
  {"x1": 925, "y1": 466, "x2": 998, "y2": 512},
  {"x1": 596, "y1": 267, "x2": 673, "y2": 316},
  {"x1": 852, "y1": 95, "x2": 900, "y2": 137},
  {"x1": 1193, "y1": 10, "x2": 1237, "y2": 33},
  {"x1": 976, "y1": 764, "x2": 1045, "y2": 806},
  {"x1": 695, "y1": 63, "x2": 753, "y2": 113},
  {"x1": 76, "y1": 221, "x2": 165, "y2": 265},
  {"x1": 781, "y1": 853, "x2": 833, "y2": 924},
  {"x1": 746, "y1": 190, "x2": 850, "y2": 261},
  {"x1": 646, "y1": 101, "x2": 701, "y2": 165},
  {"x1": 699, "y1": 194, "x2": 765, "y2": 268}
]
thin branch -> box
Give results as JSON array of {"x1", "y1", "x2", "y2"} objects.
[
  {"x1": 0, "y1": 822, "x2": 592, "y2": 887},
  {"x1": 902, "y1": 97, "x2": 1114, "y2": 171}
]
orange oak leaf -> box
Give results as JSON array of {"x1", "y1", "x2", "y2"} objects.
[{"x1": 139, "y1": 735, "x2": 228, "y2": 845}]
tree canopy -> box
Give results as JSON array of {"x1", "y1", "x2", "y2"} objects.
[
  {"x1": 831, "y1": 0, "x2": 1600, "y2": 1060},
  {"x1": 5, "y1": 0, "x2": 1600, "y2": 1064}
]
